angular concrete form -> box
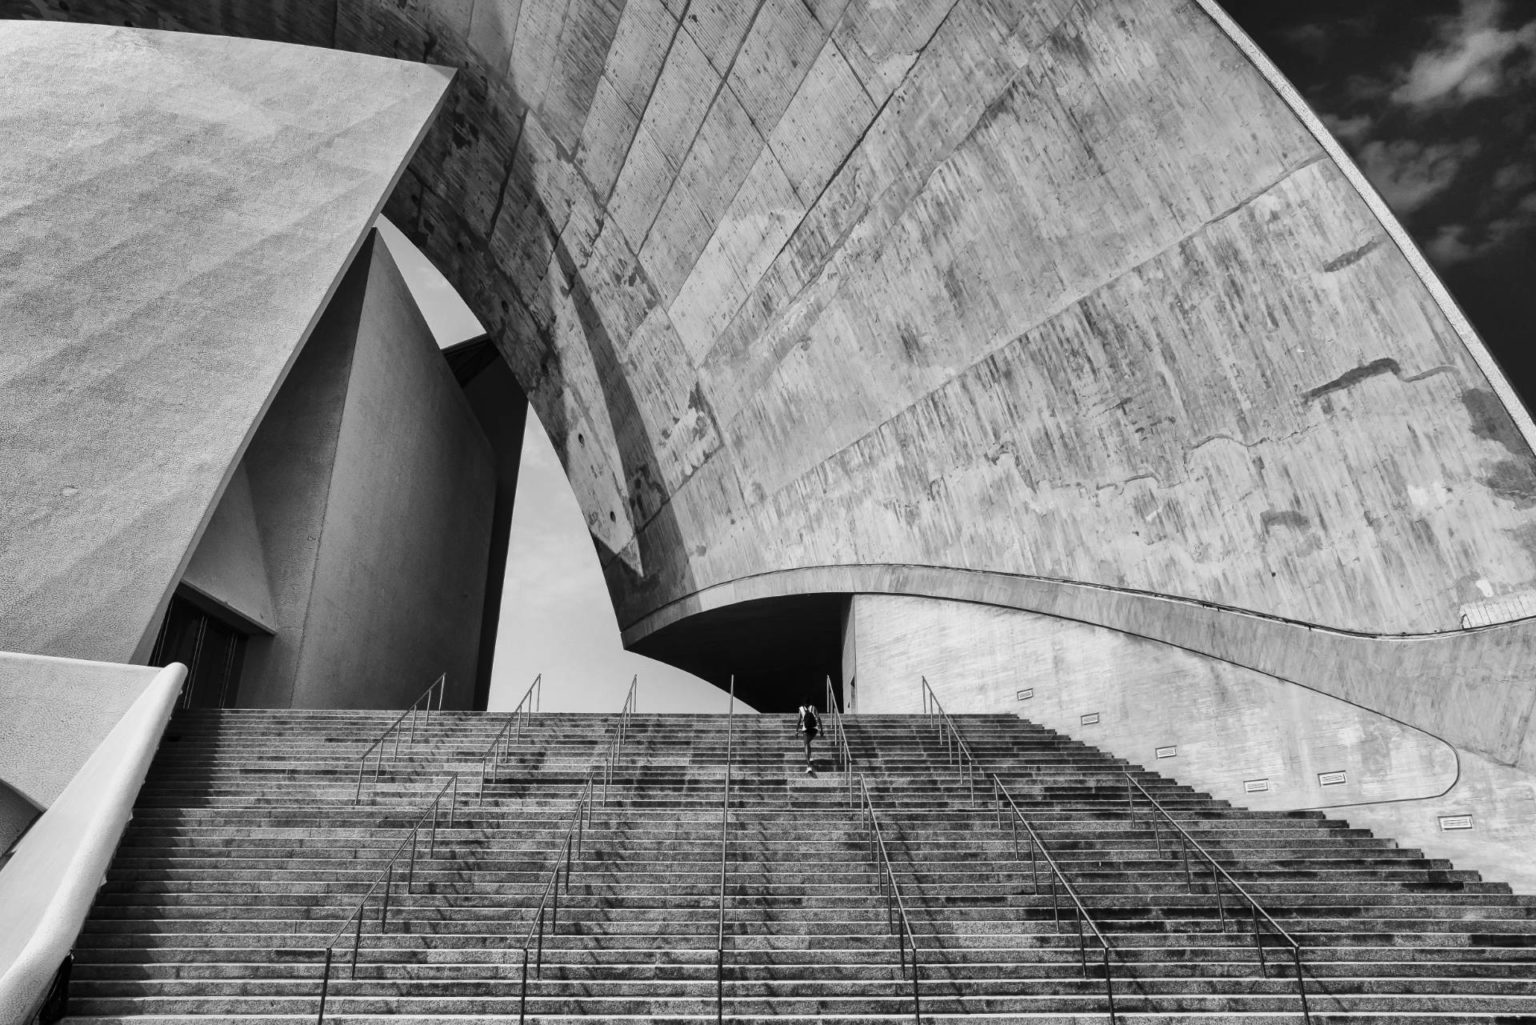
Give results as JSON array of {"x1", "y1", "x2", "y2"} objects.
[
  {"x1": 0, "y1": 22, "x2": 451, "y2": 667},
  {"x1": 7, "y1": 2, "x2": 1536, "y2": 879}
]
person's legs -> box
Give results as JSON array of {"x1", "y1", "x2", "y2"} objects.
[{"x1": 803, "y1": 733, "x2": 814, "y2": 771}]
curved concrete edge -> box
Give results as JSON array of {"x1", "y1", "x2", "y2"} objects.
[
  {"x1": 1190, "y1": 0, "x2": 1536, "y2": 467},
  {"x1": 619, "y1": 564, "x2": 1536, "y2": 774},
  {"x1": 0, "y1": 660, "x2": 184, "y2": 1025},
  {"x1": 847, "y1": 592, "x2": 1535, "y2": 894}
]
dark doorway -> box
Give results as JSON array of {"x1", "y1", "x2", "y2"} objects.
[
  {"x1": 150, "y1": 591, "x2": 247, "y2": 710},
  {"x1": 630, "y1": 593, "x2": 848, "y2": 713}
]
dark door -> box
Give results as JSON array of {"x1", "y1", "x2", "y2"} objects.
[{"x1": 150, "y1": 592, "x2": 246, "y2": 710}]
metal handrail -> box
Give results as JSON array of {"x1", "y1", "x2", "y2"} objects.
[
  {"x1": 477, "y1": 674, "x2": 543, "y2": 803},
  {"x1": 315, "y1": 773, "x2": 460, "y2": 1022},
  {"x1": 1123, "y1": 772, "x2": 1312, "y2": 1022},
  {"x1": 855, "y1": 777, "x2": 921, "y2": 1024},
  {"x1": 991, "y1": 775, "x2": 1118, "y2": 1021},
  {"x1": 823, "y1": 676, "x2": 853, "y2": 774},
  {"x1": 354, "y1": 674, "x2": 447, "y2": 802},
  {"x1": 919, "y1": 677, "x2": 981, "y2": 805},
  {"x1": 517, "y1": 780, "x2": 594, "y2": 1024},
  {"x1": 716, "y1": 675, "x2": 735, "y2": 1025},
  {"x1": 599, "y1": 676, "x2": 639, "y2": 802}
]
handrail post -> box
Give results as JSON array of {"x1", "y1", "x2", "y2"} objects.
[
  {"x1": 1103, "y1": 944, "x2": 1117, "y2": 1024},
  {"x1": 1294, "y1": 946, "x2": 1311, "y2": 1024},
  {"x1": 380, "y1": 865, "x2": 393, "y2": 929},
  {"x1": 1251, "y1": 902, "x2": 1267, "y2": 973},
  {"x1": 519, "y1": 946, "x2": 529, "y2": 1024},
  {"x1": 350, "y1": 901, "x2": 364, "y2": 978},
  {"x1": 317, "y1": 947, "x2": 333, "y2": 1025}
]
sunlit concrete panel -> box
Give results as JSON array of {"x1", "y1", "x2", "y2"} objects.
[{"x1": 0, "y1": 21, "x2": 450, "y2": 664}]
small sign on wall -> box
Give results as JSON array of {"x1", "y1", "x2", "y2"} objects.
[
  {"x1": 1017, "y1": 688, "x2": 1033, "y2": 701},
  {"x1": 1438, "y1": 814, "x2": 1474, "y2": 831},
  {"x1": 1079, "y1": 712, "x2": 1100, "y2": 726},
  {"x1": 1318, "y1": 770, "x2": 1348, "y2": 787},
  {"x1": 1155, "y1": 745, "x2": 1177, "y2": 759},
  {"x1": 1244, "y1": 778, "x2": 1270, "y2": 793}
]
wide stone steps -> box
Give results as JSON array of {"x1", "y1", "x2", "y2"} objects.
[{"x1": 60, "y1": 708, "x2": 1536, "y2": 1024}]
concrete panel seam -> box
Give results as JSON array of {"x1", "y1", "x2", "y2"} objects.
[{"x1": 1189, "y1": 0, "x2": 1536, "y2": 467}]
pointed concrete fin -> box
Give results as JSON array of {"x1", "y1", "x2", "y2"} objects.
[{"x1": 0, "y1": 22, "x2": 452, "y2": 664}]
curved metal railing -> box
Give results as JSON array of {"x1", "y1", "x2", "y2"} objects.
[
  {"x1": 855, "y1": 777, "x2": 921, "y2": 1023},
  {"x1": 991, "y1": 774, "x2": 1118, "y2": 1020},
  {"x1": 315, "y1": 773, "x2": 460, "y2": 1022},
  {"x1": 1123, "y1": 772, "x2": 1312, "y2": 1022},
  {"x1": 476, "y1": 674, "x2": 542, "y2": 803},
  {"x1": 353, "y1": 674, "x2": 447, "y2": 802},
  {"x1": 715, "y1": 675, "x2": 735, "y2": 1024}
]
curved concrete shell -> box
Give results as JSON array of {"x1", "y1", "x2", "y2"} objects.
[{"x1": 8, "y1": 0, "x2": 1536, "y2": 879}]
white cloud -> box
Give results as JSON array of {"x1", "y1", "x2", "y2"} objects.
[
  {"x1": 1392, "y1": 0, "x2": 1536, "y2": 107},
  {"x1": 1357, "y1": 137, "x2": 1481, "y2": 212}
]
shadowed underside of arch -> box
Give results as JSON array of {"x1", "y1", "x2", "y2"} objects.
[{"x1": 9, "y1": 0, "x2": 1536, "y2": 773}]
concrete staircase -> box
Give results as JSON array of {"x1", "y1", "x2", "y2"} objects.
[{"x1": 61, "y1": 708, "x2": 1536, "y2": 1023}]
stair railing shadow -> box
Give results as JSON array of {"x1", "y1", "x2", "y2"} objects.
[
  {"x1": 716, "y1": 674, "x2": 735, "y2": 1025},
  {"x1": 919, "y1": 677, "x2": 981, "y2": 807},
  {"x1": 313, "y1": 771, "x2": 462, "y2": 1023},
  {"x1": 857, "y1": 775, "x2": 923, "y2": 1024},
  {"x1": 991, "y1": 774, "x2": 1120, "y2": 1023},
  {"x1": 353, "y1": 673, "x2": 447, "y2": 802},
  {"x1": 1123, "y1": 771, "x2": 1315, "y2": 1023},
  {"x1": 476, "y1": 673, "x2": 542, "y2": 803}
]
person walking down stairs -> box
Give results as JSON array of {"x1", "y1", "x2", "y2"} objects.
[{"x1": 796, "y1": 703, "x2": 819, "y2": 774}]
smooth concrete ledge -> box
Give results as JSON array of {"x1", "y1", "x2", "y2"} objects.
[
  {"x1": 619, "y1": 563, "x2": 1536, "y2": 776},
  {"x1": 0, "y1": 650, "x2": 163, "y2": 808},
  {"x1": 0, "y1": 659, "x2": 184, "y2": 1025}
]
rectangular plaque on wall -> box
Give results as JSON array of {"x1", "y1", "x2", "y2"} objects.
[
  {"x1": 1244, "y1": 778, "x2": 1269, "y2": 793},
  {"x1": 1439, "y1": 814, "x2": 1474, "y2": 831},
  {"x1": 1155, "y1": 745, "x2": 1177, "y2": 759},
  {"x1": 1318, "y1": 770, "x2": 1348, "y2": 787},
  {"x1": 1016, "y1": 688, "x2": 1033, "y2": 701},
  {"x1": 1079, "y1": 712, "x2": 1100, "y2": 726}
]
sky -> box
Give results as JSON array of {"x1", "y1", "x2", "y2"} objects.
[
  {"x1": 1222, "y1": 0, "x2": 1536, "y2": 396},
  {"x1": 375, "y1": 219, "x2": 746, "y2": 715},
  {"x1": 378, "y1": 0, "x2": 1535, "y2": 714}
]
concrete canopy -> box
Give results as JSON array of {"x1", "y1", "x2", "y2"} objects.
[
  {"x1": 0, "y1": 22, "x2": 451, "y2": 664},
  {"x1": 6, "y1": 2, "x2": 1536, "y2": 769}
]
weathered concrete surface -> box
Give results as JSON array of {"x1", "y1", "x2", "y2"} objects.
[
  {"x1": 9, "y1": 4, "x2": 1536, "y2": 777},
  {"x1": 850, "y1": 594, "x2": 1536, "y2": 893},
  {"x1": 0, "y1": 22, "x2": 451, "y2": 664}
]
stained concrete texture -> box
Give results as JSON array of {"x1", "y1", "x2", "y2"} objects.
[
  {"x1": 0, "y1": 21, "x2": 451, "y2": 665},
  {"x1": 9, "y1": 3, "x2": 1536, "y2": 783}
]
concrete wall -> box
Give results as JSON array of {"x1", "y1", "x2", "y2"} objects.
[
  {"x1": 180, "y1": 464, "x2": 278, "y2": 633},
  {"x1": 233, "y1": 234, "x2": 497, "y2": 710},
  {"x1": 15, "y1": 0, "x2": 1536, "y2": 867},
  {"x1": 0, "y1": 22, "x2": 450, "y2": 667},
  {"x1": 849, "y1": 593, "x2": 1536, "y2": 892},
  {"x1": 292, "y1": 238, "x2": 496, "y2": 710}
]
